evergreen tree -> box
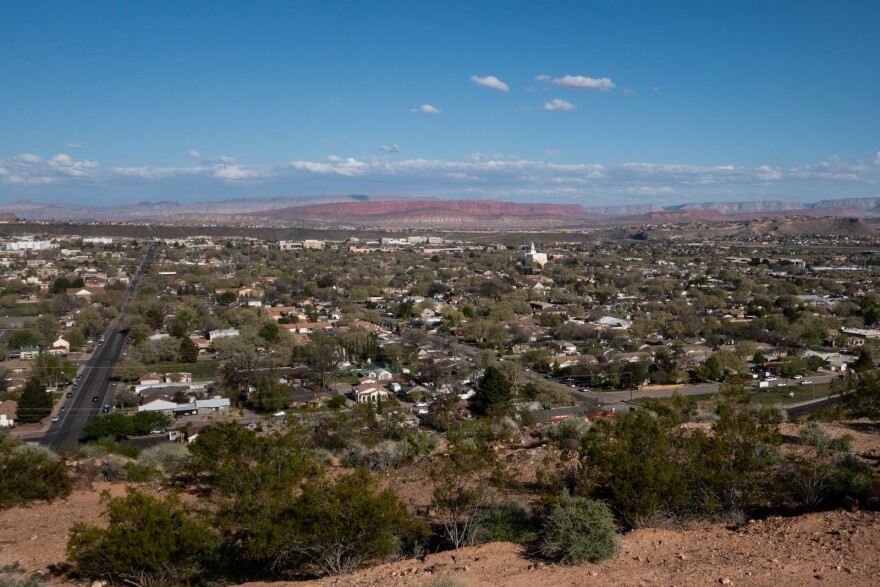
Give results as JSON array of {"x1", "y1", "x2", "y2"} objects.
[
  {"x1": 472, "y1": 365, "x2": 511, "y2": 414},
  {"x1": 16, "y1": 376, "x2": 52, "y2": 423},
  {"x1": 179, "y1": 336, "x2": 199, "y2": 363}
]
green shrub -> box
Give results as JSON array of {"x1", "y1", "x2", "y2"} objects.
[
  {"x1": 0, "y1": 444, "x2": 71, "y2": 509},
  {"x1": 123, "y1": 462, "x2": 158, "y2": 482},
  {"x1": 540, "y1": 492, "x2": 618, "y2": 564},
  {"x1": 829, "y1": 453, "x2": 877, "y2": 503},
  {"x1": 91, "y1": 440, "x2": 140, "y2": 459},
  {"x1": 473, "y1": 501, "x2": 537, "y2": 544},
  {"x1": 137, "y1": 443, "x2": 190, "y2": 476},
  {"x1": 798, "y1": 421, "x2": 829, "y2": 447},
  {"x1": 67, "y1": 488, "x2": 218, "y2": 584},
  {"x1": 798, "y1": 422, "x2": 852, "y2": 455},
  {"x1": 543, "y1": 418, "x2": 591, "y2": 446}
]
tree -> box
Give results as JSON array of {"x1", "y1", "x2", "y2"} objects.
[
  {"x1": 296, "y1": 334, "x2": 343, "y2": 391},
  {"x1": 7, "y1": 329, "x2": 41, "y2": 349},
  {"x1": 33, "y1": 315, "x2": 61, "y2": 346},
  {"x1": 82, "y1": 413, "x2": 135, "y2": 440},
  {"x1": 833, "y1": 368, "x2": 880, "y2": 418},
  {"x1": 582, "y1": 411, "x2": 690, "y2": 527},
  {"x1": 67, "y1": 488, "x2": 218, "y2": 584},
  {"x1": 76, "y1": 307, "x2": 105, "y2": 339},
  {"x1": 277, "y1": 469, "x2": 423, "y2": 575},
  {"x1": 112, "y1": 358, "x2": 148, "y2": 382},
  {"x1": 430, "y1": 436, "x2": 497, "y2": 549},
  {"x1": 179, "y1": 337, "x2": 199, "y2": 363},
  {"x1": 15, "y1": 376, "x2": 52, "y2": 423},
  {"x1": 471, "y1": 365, "x2": 511, "y2": 415},
  {"x1": 131, "y1": 411, "x2": 172, "y2": 436},
  {"x1": 31, "y1": 353, "x2": 77, "y2": 387},
  {"x1": 258, "y1": 322, "x2": 280, "y2": 344},
  {"x1": 853, "y1": 348, "x2": 874, "y2": 373}
]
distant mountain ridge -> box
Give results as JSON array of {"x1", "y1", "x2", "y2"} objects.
[{"x1": 2, "y1": 196, "x2": 880, "y2": 228}]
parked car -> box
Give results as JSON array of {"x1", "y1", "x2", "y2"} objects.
[
  {"x1": 92, "y1": 395, "x2": 99, "y2": 402},
  {"x1": 793, "y1": 375, "x2": 803, "y2": 380},
  {"x1": 150, "y1": 429, "x2": 166, "y2": 435},
  {"x1": 51, "y1": 416, "x2": 60, "y2": 423},
  {"x1": 66, "y1": 392, "x2": 73, "y2": 398}
]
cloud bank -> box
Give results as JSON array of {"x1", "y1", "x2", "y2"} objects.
[{"x1": 2, "y1": 150, "x2": 878, "y2": 206}]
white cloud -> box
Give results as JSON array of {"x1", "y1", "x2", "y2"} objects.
[
  {"x1": 411, "y1": 104, "x2": 442, "y2": 114},
  {"x1": 3, "y1": 151, "x2": 880, "y2": 206},
  {"x1": 65, "y1": 143, "x2": 83, "y2": 149},
  {"x1": 188, "y1": 150, "x2": 201, "y2": 159},
  {"x1": 544, "y1": 98, "x2": 576, "y2": 111},
  {"x1": 380, "y1": 144, "x2": 401, "y2": 153},
  {"x1": 212, "y1": 165, "x2": 259, "y2": 180},
  {"x1": 622, "y1": 88, "x2": 635, "y2": 95},
  {"x1": 551, "y1": 75, "x2": 615, "y2": 91},
  {"x1": 535, "y1": 75, "x2": 550, "y2": 82},
  {"x1": 470, "y1": 75, "x2": 509, "y2": 92}
]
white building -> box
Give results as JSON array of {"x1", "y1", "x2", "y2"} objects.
[
  {"x1": 524, "y1": 243, "x2": 548, "y2": 267},
  {"x1": 4, "y1": 240, "x2": 57, "y2": 251},
  {"x1": 208, "y1": 328, "x2": 240, "y2": 340}
]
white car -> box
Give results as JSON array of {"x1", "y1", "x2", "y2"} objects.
[
  {"x1": 801, "y1": 380, "x2": 813, "y2": 385},
  {"x1": 793, "y1": 375, "x2": 803, "y2": 380},
  {"x1": 51, "y1": 415, "x2": 60, "y2": 423},
  {"x1": 273, "y1": 411, "x2": 286, "y2": 417}
]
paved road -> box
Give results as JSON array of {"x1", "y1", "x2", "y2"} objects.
[{"x1": 40, "y1": 243, "x2": 155, "y2": 450}]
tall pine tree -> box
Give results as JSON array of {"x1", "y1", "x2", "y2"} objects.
[
  {"x1": 179, "y1": 337, "x2": 199, "y2": 363},
  {"x1": 16, "y1": 376, "x2": 53, "y2": 423},
  {"x1": 472, "y1": 365, "x2": 511, "y2": 415}
]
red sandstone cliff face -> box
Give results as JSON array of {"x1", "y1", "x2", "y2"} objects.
[{"x1": 247, "y1": 200, "x2": 595, "y2": 228}]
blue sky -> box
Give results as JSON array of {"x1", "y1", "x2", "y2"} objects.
[{"x1": 1, "y1": 0, "x2": 879, "y2": 207}]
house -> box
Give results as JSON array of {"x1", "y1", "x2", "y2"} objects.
[
  {"x1": 281, "y1": 321, "x2": 332, "y2": 334},
  {"x1": 290, "y1": 386, "x2": 333, "y2": 408},
  {"x1": 138, "y1": 398, "x2": 178, "y2": 415},
  {"x1": 595, "y1": 316, "x2": 633, "y2": 330},
  {"x1": 17, "y1": 347, "x2": 40, "y2": 360},
  {"x1": 189, "y1": 336, "x2": 210, "y2": 353},
  {"x1": 184, "y1": 424, "x2": 208, "y2": 444},
  {"x1": 47, "y1": 336, "x2": 70, "y2": 355},
  {"x1": 66, "y1": 286, "x2": 104, "y2": 299},
  {"x1": 366, "y1": 368, "x2": 393, "y2": 381},
  {"x1": 352, "y1": 382, "x2": 389, "y2": 403},
  {"x1": 139, "y1": 372, "x2": 164, "y2": 386},
  {"x1": 164, "y1": 372, "x2": 192, "y2": 384}
]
